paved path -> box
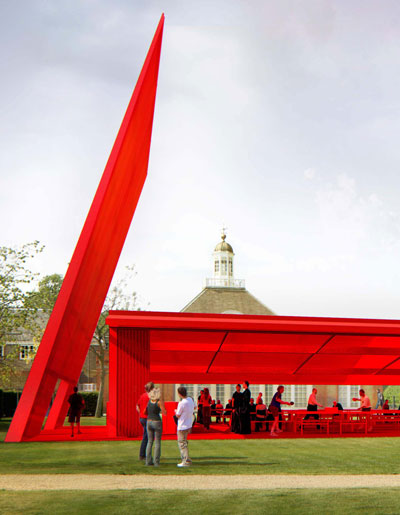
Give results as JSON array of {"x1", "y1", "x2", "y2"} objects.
[{"x1": 2, "y1": 474, "x2": 400, "y2": 491}]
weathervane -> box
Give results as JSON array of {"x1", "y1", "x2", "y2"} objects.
[{"x1": 221, "y1": 224, "x2": 227, "y2": 241}]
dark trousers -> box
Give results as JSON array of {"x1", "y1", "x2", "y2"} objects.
[
  {"x1": 304, "y1": 404, "x2": 319, "y2": 429},
  {"x1": 304, "y1": 404, "x2": 319, "y2": 420},
  {"x1": 203, "y1": 406, "x2": 211, "y2": 429},
  {"x1": 139, "y1": 417, "x2": 148, "y2": 458}
]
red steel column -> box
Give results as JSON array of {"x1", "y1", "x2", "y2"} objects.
[
  {"x1": 107, "y1": 327, "x2": 118, "y2": 437},
  {"x1": 115, "y1": 328, "x2": 150, "y2": 437}
]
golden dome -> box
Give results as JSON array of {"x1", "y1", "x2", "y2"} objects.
[{"x1": 214, "y1": 232, "x2": 234, "y2": 253}]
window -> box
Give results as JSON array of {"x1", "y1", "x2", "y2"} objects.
[
  {"x1": 19, "y1": 345, "x2": 35, "y2": 360},
  {"x1": 265, "y1": 385, "x2": 274, "y2": 404},
  {"x1": 350, "y1": 385, "x2": 360, "y2": 408},
  {"x1": 281, "y1": 385, "x2": 292, "y2": 403},
  {"x1": 181, "y1": 384, "x2": 195, "y2": 400},
  {"x1": 294, "y1": 385, "x2": 308, "y2": 407},
  {"x1": 216, "y1": 384, "x2": 225, "y2": 404},
  {"x1": 214, "y1": 260, "x2": 219, "y2": 273},
  {"x1": 252, "y1": 384, "x2": 262, "y2": 401},
  {"x1": 229, "y1": 258, "x2": 233, "y2": 274},
  {"x1": 80, "y1": 383, "x2": 97, "y2": 392},
  {"x1": 339, "y1": 385, "x2": 360, "y2": 408},
  {"x1": 221, "y1": 259, "x2": 227, "y2": 273}
]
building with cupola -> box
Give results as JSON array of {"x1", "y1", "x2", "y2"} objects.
[
  {"x1": 172, "y1": 230, "x2": 380, "y2": 410},
  {"x1": 181, "y1": 229, "x2": 274, "y2": 316}
]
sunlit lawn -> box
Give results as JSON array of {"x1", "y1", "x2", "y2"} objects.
[
  {"x1": 2, "y1": 418, "x2": 400, "y2": 475},
  {"x1": 0, "y1": 489, "x2": 400, "y2": 515}
]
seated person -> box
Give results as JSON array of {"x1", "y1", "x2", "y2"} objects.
[
  {"x1": 255, "y1": 399, "x2": 267, "y2": 432},
  {"x1": 223, "y1": 399, "x2": 233, "y2": 424},
  {"x1": 215, "y1": 400, "x2": 224, "y2": 423},
  {"x1": 333, "y1": 400, "x2": 343, "y2": 411},
  {"x1": 382, "y1": 399, "x2": 389, "y2": 410},
  {"x1": 249, "y1": 398, "x2": 256, "y2": 420},
  {"x1": 211, "y1": 400, "x2": 217, "y2": 418}
]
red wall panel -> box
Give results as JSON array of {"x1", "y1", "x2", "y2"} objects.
[{"x1": 116, "y1": 328, "x2": 150, "y2": 437}]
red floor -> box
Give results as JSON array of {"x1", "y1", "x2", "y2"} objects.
[{"x1": 22, "y1": 421, "x2": 400, "y2": 443}]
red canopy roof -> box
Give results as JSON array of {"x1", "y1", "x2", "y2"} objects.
[{"x1": 106, "y1": 311, "x2": 400, "y2": 385}]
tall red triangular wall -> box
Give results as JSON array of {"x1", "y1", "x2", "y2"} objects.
[{"x1": 6, "y1": 15, "x2": 164, "y2": 442}]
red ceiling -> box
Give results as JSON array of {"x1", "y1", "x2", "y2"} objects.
[{"x1": 107, "y1": 311, "x2": 400, "y2": 385}]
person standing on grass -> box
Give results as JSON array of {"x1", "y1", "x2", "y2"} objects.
[
  {"x1": 268, "y1": 385, "x2": 294, "y2": 437},
  {"x1": 146, "y1": 387, "x2": 166, "y2": 467},
  {"x1": 136, "y1": 382, "x2": 154, "y2": 461},
  {"x1": 175, "y1": 386, "x2": 195, "y2": 468},
  {"x1": 68, "y1": 386, "x2": 85, "y2": 438}
]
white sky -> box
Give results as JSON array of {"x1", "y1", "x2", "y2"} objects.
[{"x1": 2, "y1": 1, "x2": 400, "y2": 319}]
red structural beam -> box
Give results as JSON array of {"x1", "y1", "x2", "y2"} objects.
[
  {"x1": 106, "y1": 311, "x2": 400, "y2": 387},
  {"x1": 107, "y1": 310, "x2": 400, "y2": 335},
  {"x1": 6, "y1": 15, "x2": 165, "y2": 442}
]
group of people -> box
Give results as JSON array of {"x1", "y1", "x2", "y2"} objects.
[
  {"x1": 197, "y1": 390, "x2": 225, "y2": 427},
  {"x1": 136, "y1": 382, "x2": 195, "y2": 467},
  {"x1": 228, "y1": 383, "x2": 294, "y2": 436},
  {"x1": 133, "y1": 383, "x2": 394, "y2": 467}
]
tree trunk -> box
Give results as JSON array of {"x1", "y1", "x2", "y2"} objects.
[{"x1": 95, "y1": 358, "x2": 106, "y2": 418}]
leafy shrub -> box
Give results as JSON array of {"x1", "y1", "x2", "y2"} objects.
[{"x1": 80, "y1": 392, "x2": 98, "y2": 416}]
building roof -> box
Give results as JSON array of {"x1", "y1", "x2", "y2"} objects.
[{"x1": 181, "y1": 287, "x2": 275, "y2": 315}]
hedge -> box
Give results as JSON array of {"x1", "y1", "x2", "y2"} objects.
[
  {"x1": 0, "y1": 390, "x2": 22, "y2": 418},
  {"x1": 80, "y1": 392, "x2": 99, "y2": 416},
  {"x1": 0, "y1": 390, "x2": 99, "y2": 418}
]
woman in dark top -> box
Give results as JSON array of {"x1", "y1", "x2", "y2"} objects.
[
  {"x1": 231, "y1": 384, "x2": 242, "y2": 433},
  {"x1": 239, "y1": 380, "x2": 252, "y2": 434},
  {"x1": 200, "y1": 388, "x2": 212, "y2": 430},
  {"x1": 269, "y1": 385, "x2": 293, "y2": 437},
  {"x1": 146, "y1": 388, "x2": 166, "y2": 466}
]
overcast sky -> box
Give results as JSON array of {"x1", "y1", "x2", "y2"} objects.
[{"x1": 2, "y1": 1, "x2": 400, "y2": 319}]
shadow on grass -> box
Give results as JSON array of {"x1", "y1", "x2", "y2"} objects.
[{"x1": 147, "y1": 456, "x2": 281, "y2": 468}]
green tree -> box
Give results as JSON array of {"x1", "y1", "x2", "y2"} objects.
[
  {"x1": 383, "y1": 386, "x2": 400, "y2": 408},
  {"x1": 24, "y1": 273, "x2": 63, "y2": 341},
  {"x1": 92, "y1": 265, "x2": 142, "y2": 417},
  {"x1": 0, "y1": 241, "x2": 44, "y2": 387},
  {"x1": 25, "y1": 274, "x2": 63, "y2": 313}
]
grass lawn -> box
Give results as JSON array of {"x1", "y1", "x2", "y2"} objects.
[
  {"x1": 2, "y1": 418, "x2": 400, "y2": 475},
  {"x1": 0, "y1": 489, "x2": 399, "y2": 514}
]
